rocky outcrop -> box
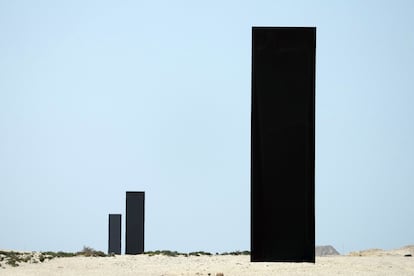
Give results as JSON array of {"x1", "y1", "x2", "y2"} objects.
[{"x1": 315, "y1": 245, "x2": 340, "y2": 256}]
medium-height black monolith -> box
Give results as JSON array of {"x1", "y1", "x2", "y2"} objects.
[
  {"x1": 251, "y1": 27, "x2": 316, "y2": 262},
  {"x1": 108, "y1": 214, "x2": 121, "y2": 255},
  {"x1": 125, "y1": 191, "x2": 145, "y2": 254}
]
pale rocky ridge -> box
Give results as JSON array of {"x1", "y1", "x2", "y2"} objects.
[{"x1": 315, "y1": 245, "x2": 340, "y2": 256}]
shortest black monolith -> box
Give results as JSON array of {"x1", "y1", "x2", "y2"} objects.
[{"x1": 108, "y1": 214, "x2": 121, "y2": 255}]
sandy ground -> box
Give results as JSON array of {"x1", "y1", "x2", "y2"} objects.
[{"x1": 1, "y1": 252, "x2": 414, "y2": 276}]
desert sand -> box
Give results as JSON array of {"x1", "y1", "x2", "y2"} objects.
[{"x1": 1, "y1": 247, "x2": 414, "y2": 276}]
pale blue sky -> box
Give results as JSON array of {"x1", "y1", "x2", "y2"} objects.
[{"x1": 1, "y1": 0, "x2": 414, "y2": 254}]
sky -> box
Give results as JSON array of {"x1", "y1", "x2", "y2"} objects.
[{"x1": 1, "y1": 0, "x2": 414, "y2": 255}]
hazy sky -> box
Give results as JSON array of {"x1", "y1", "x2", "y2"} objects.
[{"x1": 1, "y1": 0, "x2": 414, "y2": 254}]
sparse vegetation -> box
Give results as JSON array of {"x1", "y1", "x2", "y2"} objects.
[
  {"x1": 38, "y1": 254, "x2": 45, "y2": 262},
  {"x1": 189, "y1": 251, "x2": 212, "y2": 256},
  {"x1": 143, "y1": 250, "x2": 250, "y2": 257},
  {"x1": 76, "y1": 246, "x2": 107, "y2": 257},
  {"x1": 220, "y1": 250, "x2": 250, "y2": 256},
  {"x1": 0, "y1": 246, "x2": 109, "y2": 268},
  {"x1": 21, "y1": 255, "x2": 31, "y2": 263},
  {"x1": 0, "y1": 247, "x2": 251, "y2": 268},
  {"x1": 145, "y1": 250, "x2": 187, "y2": 257},
  {"x1": 229, "y1": 250, "x2": 250, "y2": 256},
  {"x1": 5, "y1": 258, "x2": 19, "y2": 267},
  {"x1": 41, "y1": 251, "x2": 76, "y2": 258},
  {"x1": 1, "y1": 251, "x2": 22, "y2": 267}
]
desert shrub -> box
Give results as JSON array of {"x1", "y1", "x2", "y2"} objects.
[
  {"x1": 145, "y1": 250, "x2": 187, "y2": 257},
  {"x1": 220, "y1": 251, "x2": 250, "y2": 256},
  {"x1": 41, "y1": 251, "x2": 76, "y2": 258},
  {"x1": 161, "y1": 250, "x2": 179, "y2": 257},
  {"x1": 78, "y1": 246, "x2": 94, "y2": 256},
  {"x1": 145, "y1": 250, "x2": 159, "y2": 256},
  {"x1": 6, "y1": 258, "x2": 19, "y2": 267},
  {"x1": 229, "y1": 250, "x2": 250, "y2": 255},
  {"x1": 189, "y1": 251, "x2": 212, "y2": 256},
  {"x1": 76, "y1": 246, "x2": 107, "y2": 257},
  {"x1": 41, "y1": 251, "x2": 54, "y2": 256},
  {"x1": 21, "y1": 255, "x2": 31, "y2": 263},
  {"x1": 0, "y1": 251, "x2": 17, "y2": 258},
  {"x1": 39, "y1": 254, "x2": 45, "y2": 262},
  {"x1": 56, "y1": 251, "x2": 76, "y2": 258},
  {"x1": 3, "y1": 252, "x2": 24, "y2": 267}
]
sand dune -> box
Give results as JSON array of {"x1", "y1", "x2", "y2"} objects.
[{"x1": 1, "y1": 247, "x2": 414, "y2": 275}]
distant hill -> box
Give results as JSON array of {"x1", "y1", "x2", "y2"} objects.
[{"x1": 315, "y1": 245, "x2": 340, "y2": 256}]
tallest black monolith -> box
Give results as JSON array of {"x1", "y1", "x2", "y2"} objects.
[
  {"x1": 251, "y1": 27, "x2": 316, "y2": 262},
  {"x1": 125, "y1": 191, "x2": 145, "y2": 254}
]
